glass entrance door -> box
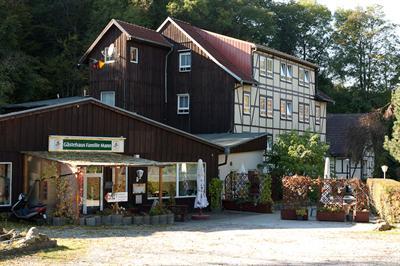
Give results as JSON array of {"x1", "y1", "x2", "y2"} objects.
[{"x1": 83, "y1": 166, "x2": 103, "y2": 214}]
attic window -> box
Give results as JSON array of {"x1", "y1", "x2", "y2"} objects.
[
  {"x1": 130, "y1": 47, "x2": 138, "y2": 63},
  {"x1": 179, "y1": 52, "x2": 191, "y2": 72},
  {"x1": 104, "y1": 46, "x2": 116, "y2": 63}
]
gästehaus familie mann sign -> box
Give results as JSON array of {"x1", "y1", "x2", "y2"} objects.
[{"x1": 48, "y1": 135, "x2": 125, "y2": 153}]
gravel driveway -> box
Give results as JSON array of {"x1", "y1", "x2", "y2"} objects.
[{"x1": 2, "y1": 211, "x2": 400, "y2": 265}]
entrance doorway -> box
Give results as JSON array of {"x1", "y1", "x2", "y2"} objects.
[{"x1": 83, "y1": 166, "x2": 103, "y2": 214}]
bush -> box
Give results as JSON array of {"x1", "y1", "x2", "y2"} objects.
[
  {"x1": 367, "y1": 178, "x2": 400, "y2": 223},
  {"x1": 259, "y1": 174, "x2": 273, "y2": 204},
  {"x1": 209, "y1": 178, "x2": 223, "y2": 211}
]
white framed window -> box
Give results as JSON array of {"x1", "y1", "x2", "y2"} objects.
[
  {"x1": 112, "y1": 167, "x2": 128, "y2": 193},
  {"x1": 0, "y1": 163, "x2": 12, "y2": 206},
  {"x1": 316, "y1": 105, "x2": 321, "y2": 125},
  {"x1": 267, "y1": 58, "x2": 273, "y2": 77},
  {"x1": 260, "y1": 96, "x2": 267, "y2": 117},
  {"x1": 299, "y1": 68, "x2": 310, "y2": 86},
  {"x1": 267, "y1": 97, "x2": 273, "y2": 118},
  {"x1": 260, "y1": 56, "x2": 267, "y2": 77},
  {"x1": 280, "y1": 63, "x2": 293, "y2": 82},
  {"x1": 130, "y1": 47, "x2": 138, "y2": 63},
  {"x1": 147, "y1": 162, "x2": 205, "y2": 199},
  {"x1": 100, "y1": 91, "x2": 115, "y2": 106},
  {"x1": 179, "y1": 51, "x2": 191, "y2": 72},
  {"x1": 280, "y1": 99, "x2": 292, "y2": 120},
  {"x1": 177, "y1": 94, "x2": 190, "y2": 114},
  {"x1": 104, "y1": 46, "x2": 116, "y2": 63},
  {"x1": 243, "y1": 92, "x2": 251, "y2": 115}
]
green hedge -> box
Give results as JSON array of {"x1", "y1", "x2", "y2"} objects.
[{"x1": 367, "y1": 178, "x2": 400, "y2": 223}]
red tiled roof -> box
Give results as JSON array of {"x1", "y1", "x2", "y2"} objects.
[
  {"x1": 115, "y1": 20, "x2": 171, "y2": 48},
  {"x1": 169, "y1": 18, "x2": 255, "y2": 83}
]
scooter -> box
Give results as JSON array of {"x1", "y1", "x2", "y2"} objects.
[{"x1": 11, "y1": 193, "x2": 47, "y2": 224}]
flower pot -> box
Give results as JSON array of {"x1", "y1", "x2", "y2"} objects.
[
  {"x1": 94, "y1": 216, "x2": 101, "y2": 225},
  {"x1": 53, "y1": 217, "x2": 66, "y2": 226},
  {"x1": 101, "y1": 215, "x2": 112, "y2": 225},
  {"x1": 150, "y1": 215, "x2": 160, "y2": 225},
  {"x1": 159, "y1": 214, "x2": 168, "y2": 225},
  {"x1": 111, "y1": 214, "x2": 123, "y2": 225},
  {"x1": 355, "y1": 211, "x2": 369, "y2": 223},
  {"x1": 167, "y1": 213, "x2": 175, "y2": 224},
  {"x1": 143, "y1": 215, "x2": 150, "y2": 225},
  {"x1": 86, "y1": 217, "x2": 96, "y2": 226},
  {"x1": 122, "y1": 216, "x2": 132, "y2": 225},
  {"x1": 317, "y1": 211, "x2": 345, "y2": 222},
  {"x1": 79, "y1": 217, "x2": 86, "y2": 226},
  {"x1": 133, "y1": 215, "x2": 144, "y2": 225},
  {"x1": 281, "y1": 209, "x2": 297, "y2": 220}
]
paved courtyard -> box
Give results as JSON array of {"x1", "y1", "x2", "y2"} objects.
[{"x1": 1, "y1": 211, "x2": 400, "y2": 265}]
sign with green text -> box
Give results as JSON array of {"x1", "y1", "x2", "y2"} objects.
[{"x1": 49, "y1": 135, "x2": 125, "y2": 153}]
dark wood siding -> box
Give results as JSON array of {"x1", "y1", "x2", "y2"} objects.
[
  {"x1": 0, "y1": 101, "x2": 222, "y2": 210},
  {"x1": 87, "y1": 25, "x2": 169, "y2": 122},
  {"x1": 161, "y1": 22, "x2": 235, "y2": 134}
]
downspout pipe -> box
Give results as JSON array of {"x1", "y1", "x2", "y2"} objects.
[
  {"x1": 164, "y1": 46, "x2": 174, "y2": 104},
  {"x1": 218, "y1": 147, "x2": 230, "y2": 167}
]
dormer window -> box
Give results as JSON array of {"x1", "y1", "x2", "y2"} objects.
[
  {"x1": 179, "y1": 51, "x2": 191, "y2": 72},
  {"x1": 104, "y1": 46, "x2": 116, "y2": 63}
]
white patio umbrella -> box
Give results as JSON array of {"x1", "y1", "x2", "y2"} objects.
[
  {"x1": 194, "y1": 159, "x2": 209, "y2": 212},
  {"x1": 324, "y1": 157, "x2": 330, "y2": 179}
]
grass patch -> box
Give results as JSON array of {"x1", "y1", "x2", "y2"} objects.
[{"x1": 0, "y1": 238, "x2": 89, "y2": 264}]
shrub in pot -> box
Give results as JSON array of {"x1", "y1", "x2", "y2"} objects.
[
  {"x1": 295, "y1": 208, "x2": 308, "y2": 220},
  {"x1": 317, "y1": 205, "x2": 345, "y2": 222},
  {"x1": 209, "y1": 178, "x2": 223, "y2": 212}
]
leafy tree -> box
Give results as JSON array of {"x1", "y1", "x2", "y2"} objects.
[
  {"x1": 384, "y1": 88, "x2": 400, "y2": 163},
  {"x1": 331, "y1": 6, "x2": 399, "y2": 94},
  {"x1": 267, "y1": 131, "x2": 329, "y2": 178}
]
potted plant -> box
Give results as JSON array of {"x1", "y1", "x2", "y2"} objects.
[
  {"x1": 142, "y1": 213, "x2": 150, "y2": 225},
  {"x1": 111, "y1": 203, "x2": 124, "y2": 225},
  {"x1": 167, "y1": 210, "x2": 174, "y2": 224},
  {"x1": 295, "y1": 208, "x2": 308, "y2": 220},
  {"x1": 317, "y1": 204, "x2": 345, "y2": 222},
  {"x1": 149, "y1": 205, "x2": 163, "y2": 225},
  {"x1": 209, "y1": 178, "x2": 223, "y2": 212},
  {"x1": 85, "y1": 215, "x2": 97, "y2": 226}
]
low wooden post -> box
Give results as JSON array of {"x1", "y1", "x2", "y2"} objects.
[{"x1": 159, "y1": 166, "x2": 163, "y2": 207}]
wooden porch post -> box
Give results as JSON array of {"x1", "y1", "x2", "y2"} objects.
[{"x1": 159, "y1": 166, "x2": 163, "y2": 207}]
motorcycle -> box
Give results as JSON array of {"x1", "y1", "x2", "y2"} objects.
[{"x1": 11, "y1": 193, "x2": 47, "y2": 225}]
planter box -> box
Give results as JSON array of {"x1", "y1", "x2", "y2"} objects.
[
  {"x1": 94, "y1": 216, "x2": 101, "y2": 225},
  {"x1": 150, "y1": 215, "x2": 160, "y2": 225},
  {"x1": 159, "y1": 214, "x2": 168, "y2": 225},
  {"x1": 101, "y1": 215, "x2": 112, "y2": 225},
  {"x1": 133, "y1": 216, "x2": 144, "y2": 225},
  {"x1": 317, "y1": 211, "x2": 345, "y2": 222},
  {"x1": 355, "y1": 211, "x2": 370, "y2": 223},
  {"x1": 222, "y1": 200, "x2": 273, "y2": 213},
  {"x1": 167, "y1": 214, "x2": 174, "y2": 224},
  {"x1": 122, "y1": 216, "x2": 132, "y2": 225},
  {"x1": 53, "y1": 217, "x2": 67, "y2": 226},
  {"x1": 86, "y1": 217, "x2": 96, "y2": 226},
  {"x1": 79, "y1": 217, "x2": 86, "y2": 226},
  {"x1": 111, "y1": 214, "x2": 123, "y2": 225},
  {"x1": 281, "y1": 209, "x2": 308, "y2": 220},
  {"x1": 143, "y1": 215, "x2": 150, "y2": 225}
]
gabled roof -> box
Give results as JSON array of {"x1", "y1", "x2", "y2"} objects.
[
  {"x1": 316, "y1": 89, "x2": 335, "y2": 104},
  {"x1": 157, "y1": 17, "x2": 256, "y2": 84},
  {"x1": 2, "y1": 96, "x2": 87, "y2": 113},
  {"x1": 326, "y1": 113, "x2": 366, "y2": 156},
  {"x1": 0, "y1": 97, "x2": 224, "y2": 151},
  {"x1": 79, "y1": 19, "x2": 171, "y2": 64}
]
